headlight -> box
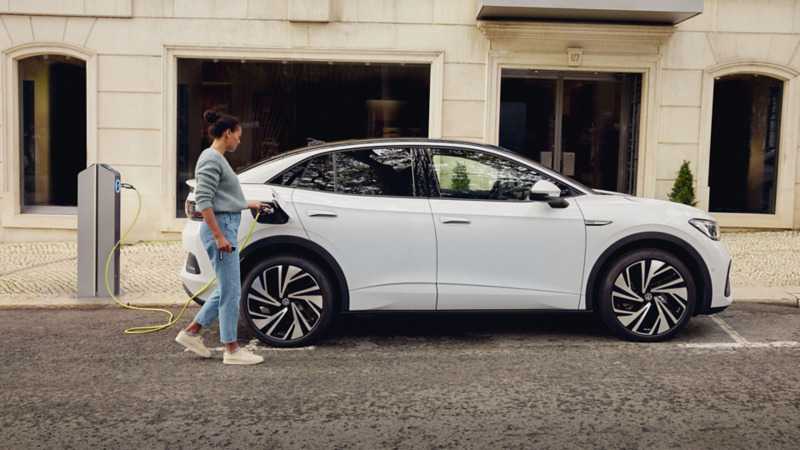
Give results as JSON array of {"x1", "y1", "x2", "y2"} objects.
[{"x1": 689, "y1": 218, "x2": 720, "y2": 241}]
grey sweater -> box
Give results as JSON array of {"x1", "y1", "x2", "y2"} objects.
[{"x1": 194, "y1": 148, "x2": 247, "y2": 213}]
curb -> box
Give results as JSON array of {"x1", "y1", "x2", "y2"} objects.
[
  {"x1": 0, "y1": 289, "x2": 798, "y2": 309},
  {"x1": 730, "y1": 287, "x2": 800, "y2": 308},
  {"x1": 0, "y1": 293, "x2": 200, "y2": 310}
]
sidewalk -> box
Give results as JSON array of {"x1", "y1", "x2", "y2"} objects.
[{"x1": 1, "y1": 231, "x2": 799, "y2": 309}]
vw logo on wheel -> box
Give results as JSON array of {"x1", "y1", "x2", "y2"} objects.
[
  {"x1": 281, "y1": 298, "x2": 290, "y2": 306},
  {"x1": 644, "y1": 293, "x2": 653, "y2": 302}
]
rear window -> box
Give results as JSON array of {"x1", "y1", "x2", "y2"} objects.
[{"x1": 267, "y1": 161, "x2": 309, "y2": 187}]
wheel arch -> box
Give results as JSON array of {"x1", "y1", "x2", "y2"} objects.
[
  {"x1": 239, "y1": 236, "x2": 350, "y2": 312},
  {"x1": 585, "y1": 232, "x2": 712, "y2": 316}
]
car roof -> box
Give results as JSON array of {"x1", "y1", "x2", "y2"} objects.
[
  {"x1": 238, "y1": 138, "x2": 595, "y2": 196},
  {"x1": 239, "y1": 138, "x2": 506, "y2": 168}
]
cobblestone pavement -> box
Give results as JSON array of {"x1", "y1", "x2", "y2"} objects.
[
  {"x1": 0, "y1": 241, "x2": 185, "y2": 295},
  {"x1": 0, "y1": 231, "x2": 799, "y2": 295},
  {"x1": 722, "y1": 231, "x2": 800, "y2": 287}
]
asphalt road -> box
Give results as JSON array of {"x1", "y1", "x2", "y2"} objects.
[{"x1": 1, "y1": 303, "x2": 799, "y2": 449}]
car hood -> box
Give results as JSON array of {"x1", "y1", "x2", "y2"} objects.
[{"x1": 576, "y1": 194, "x2": 715, "y2": 225}]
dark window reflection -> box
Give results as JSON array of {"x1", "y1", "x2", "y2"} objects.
[
  {"x1": 176, "y1": 59, "x2": 430, "y2": 216},
  {"x1": 268, "y1": 161, "x2": 308, "y2": 187},
  {"x1": 428, "y1": 148, "x2": 547, "y2": 201},
  {"x1": 412, "y1": 147, "x2": 439, "y2": 198},
  {"x1": 19, "y1": 55, "x2": 87, "y2": 210},
  {"x1": 499, "y1": 77, "x2": 556, "y2": 164},
  {"x1": 499, "y1": 71, "x2": 641, "y2": 194},
  {"x1": 298, "y1": 154, "x2": 334, "y2": 192},
  {"x1": 337, "y1": 148, "x2": 414, "y2": 197},
  {"x1": 709, "y1": 74, "x2": 782, "y2": 214}
]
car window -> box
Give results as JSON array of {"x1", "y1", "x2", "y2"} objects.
[
  {"x1": 336, "y1": 148, "x2": 415, "y2": 197},
  {"x1": 267, "y1": 161, "x2": 309, "y2": 187},
  {"x1": 297, "y1": 154, "x2": 335, "y2": 192},
  {"x1": 427, "y1": 148, "x2": 548, "y2": 201}
]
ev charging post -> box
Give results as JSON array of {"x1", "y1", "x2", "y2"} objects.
[{"x1": 77, "y1": 163, "x2": 121, "y2": 298}]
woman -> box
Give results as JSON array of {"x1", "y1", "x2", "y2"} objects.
[{"x1": 175, "y1": 110, "x2": 270, "y2": 365}]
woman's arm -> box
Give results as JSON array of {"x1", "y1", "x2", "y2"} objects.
[{"x1": 201, "y1": 208, "x2": 232, "y2": 253}]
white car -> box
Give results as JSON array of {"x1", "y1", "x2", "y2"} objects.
[{"x1": 181, "y1": 139, "x2": 732, "y2": 347}]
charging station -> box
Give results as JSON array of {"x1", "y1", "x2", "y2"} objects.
[{"x1": 77, "y1": 164, "x2": 121, "y2": 297}]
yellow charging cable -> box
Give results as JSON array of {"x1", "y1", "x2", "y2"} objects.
[{"x1": 105, "y1": 186, "x2": 261, "y2": 334}]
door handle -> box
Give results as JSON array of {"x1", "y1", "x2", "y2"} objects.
[
  {"x1": 439, "y1": 216, "x2": 471, "y2": 225},
  {"x1": 306, "y1": 210, "x2": 337, "y2": 218}
]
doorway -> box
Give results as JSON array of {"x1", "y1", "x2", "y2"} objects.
[{"x1": 499, "y1": 70, "x2": 642, "y2": 194}]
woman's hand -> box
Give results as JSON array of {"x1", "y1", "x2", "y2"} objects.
[
  {"x1": 247, "y1": 201, "x2": 272, "y2": 215},
  {"x1": 215, "y1": 235, "x2": 233, "y2": 254}
]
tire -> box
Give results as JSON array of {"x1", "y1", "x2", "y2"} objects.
[
  {"x1": 240, "y1": 254, "x2": 335, "y2": 347},
  {"x1": 597, "y1": 248, "x2": 696, "y2": 342}
]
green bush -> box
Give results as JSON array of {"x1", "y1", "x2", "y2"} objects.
[
  {"x1": 450, "y1": 161, "x2": 470, "y2": 190},
  {"x1": 668, "y1": 160, "x2": 698, "y2": 207}
]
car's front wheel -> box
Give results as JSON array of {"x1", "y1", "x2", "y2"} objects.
[
  {"x1": 240, "y1": 254, "x2": 334, "y2": 347},
  {"x1": 597, "y1": 248, "x2": 696, "y2": 342}
]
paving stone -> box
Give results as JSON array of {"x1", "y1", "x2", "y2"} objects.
[{"x1": 0, "y1": 231, "x2": 799, "y2": 297}]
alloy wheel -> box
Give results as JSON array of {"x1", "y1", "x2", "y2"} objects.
[
  {"x1": 611, "y1": 259, "x2": 689, "y2": 336},
  {"x1": 245, "y1": 264, "x2": 324, "y2": 341}
]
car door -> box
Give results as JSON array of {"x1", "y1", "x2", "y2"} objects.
[
  {"x1": 292, "y1": 147, "x2": 438, "y2": 311},
  {"x1": 424, "y1": 146, "x2": 587, "y2": 310}
]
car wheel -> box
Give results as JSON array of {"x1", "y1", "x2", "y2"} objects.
[
  {"x1": 597, "y1": 248, "x2": 696, "y2": 342},
  {"x1": 240, "y1": 254, "x2": 334, "y2": 347}
]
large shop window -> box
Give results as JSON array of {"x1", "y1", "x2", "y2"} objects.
[
  {"x1": 499, "y1": 70, "x2": 642, "y2": 195},
  {"x1": 19, "y1": 55, "x2": 87, "y2": 213},
  {"x1": 709, "y1": 74, "x2": 783, "y2": 214},
  {"x1": 176, "y1": 59, "x2": 431, "y2": 216}
]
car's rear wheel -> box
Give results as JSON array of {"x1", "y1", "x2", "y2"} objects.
[
  {"x1": 597, "y1": 248, "x2": 696, "y2": 342},
  {"x1": 240, "y1": 254, "x2": 334, "y2": 347}
]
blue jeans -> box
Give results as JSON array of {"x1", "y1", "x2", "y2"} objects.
[{"x1": 194, "y1": 212, "x2": 241, "y2": 344}]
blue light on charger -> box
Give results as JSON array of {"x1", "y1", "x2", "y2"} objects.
[{"x1": 115, "y1": 179, "x2": 121, "y2": 194}]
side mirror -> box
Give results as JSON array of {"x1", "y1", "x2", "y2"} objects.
[{"x1": 529, "y1": 180, "x2": 561, "y2": 200}]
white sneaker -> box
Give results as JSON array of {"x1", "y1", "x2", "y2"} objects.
[
  {"x1": 223, "y1": 348, "x2": 264, "y2": 365},
  {"x1": 175, "y1": 330, "x2": 211, "y2": 358}
]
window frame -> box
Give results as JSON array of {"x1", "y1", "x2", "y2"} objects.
[
  {"x1": 2, "y1": 43, "x2": 97, "y2": 227},
  {"x1": 163, "y1": 46, "x2": 445, "y2": 233},
  {"x1": 697, "y1": 62, "x2": 800, "y2": 229}
]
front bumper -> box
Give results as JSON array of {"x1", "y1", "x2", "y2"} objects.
[{"x1": 695, "y1": 235, "x2": 733, "y2": 314}]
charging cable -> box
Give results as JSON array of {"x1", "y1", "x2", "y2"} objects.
[{"x1": 105, "y1": 184, "x2": 263, "y2": 334}]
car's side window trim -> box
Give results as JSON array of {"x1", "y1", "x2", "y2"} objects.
[{"x1": 410, "y1": 146, "x2": 441, "y2": 198}]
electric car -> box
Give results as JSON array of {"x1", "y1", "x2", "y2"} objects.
[{"x1": 181, "y1": 139, "x2": 732, "y2": 347}]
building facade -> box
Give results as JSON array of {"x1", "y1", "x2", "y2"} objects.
[{"x1": 1, "y1": 0, "x2": 799, "y2": 243}]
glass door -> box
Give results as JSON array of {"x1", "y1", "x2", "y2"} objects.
[{"x1": 499, "y1": 70, "x2": 642, "y2": 194}]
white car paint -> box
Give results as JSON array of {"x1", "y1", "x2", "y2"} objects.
[
  {"x1": 430, "y1": 197, "x2": 586, "y2": 310},
  {"x1": 575, "y1": 194, "x2": 732, "y2": 310},
  {"x1": 292, "y1": 188, "x2": 438, "y2": 310},
  {"x1": 181, "y1": 139, "x2": 732, "y2": 317},
  {"x1": 180, "y1": 184, "x2": 308, "y2": 301}
]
